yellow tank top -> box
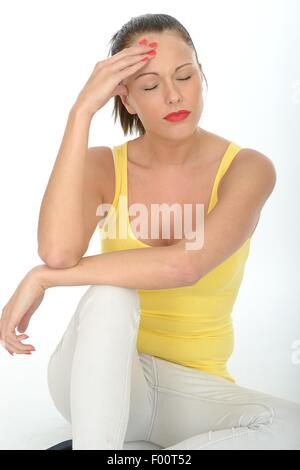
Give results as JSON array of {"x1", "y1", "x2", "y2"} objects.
[{"x1": 99, "y1": 140, "x2": 252, "y2": 383}]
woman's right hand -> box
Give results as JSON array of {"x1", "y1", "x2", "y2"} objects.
[{"x1": 73, "y1": 42, "x2": 157, "y2": 118}]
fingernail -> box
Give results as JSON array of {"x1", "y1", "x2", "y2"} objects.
[
  {"x1": 149, "y1": 42, "x2": 157, "y2": 48},
  {"x1": 141, "y1": 57, "x2": 149, "y2": 62},
  {"x1": 138, "y1": 38, "x2": 148, "y2": 45},
  {"x1": 148, "y1": 50, "x2": 156, "y2": 56}
]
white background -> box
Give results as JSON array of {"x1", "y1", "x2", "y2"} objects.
[{"x1": 0, "y1": 0, "x2": 299, "y2": 449}]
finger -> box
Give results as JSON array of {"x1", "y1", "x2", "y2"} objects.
[
  {"x1": 7, "y1": 344, "x2": 35, "y2": 355},
  {"x1": 102, "y1": 44, "x2": 147, "y2": 65},
  {"x1": 119, "y1": 58, "x2": 155, "y2": 85},
  {"x1": 16, "y1": 334, "x2": 29, "y2": 340},
  {"x1": 106, "y1": 43, "x2": 154, "y2": 69},
  {"x1": 17, "y1": 322, "x2": 29, "y2": 334},
  {"x1": 6, "y1": 333, "x2": 35, "y2": 354},
  {"x1": 6, "y1": 344, "x2": 33, "y2": 354},
  {"x1": 108, "y1": 50, "x2": 156, "y2": 75},
  {"x1": 92, "y1": 46, "x2": 156, "y2": 87},
  {"x1": 117, "y1": 43, "x2": 154, "y2": 59},
  {"x1": 112, "y1": 51, "x2": 155, "y2": 78}
]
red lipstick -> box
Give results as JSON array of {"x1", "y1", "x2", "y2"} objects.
[{"x1": 163, "y1": 109, "x2": 191, "y2": 122}]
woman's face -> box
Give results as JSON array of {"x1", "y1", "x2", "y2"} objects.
[{"x1": 119, "y1": 31, "x2": 204, "y2": 139}]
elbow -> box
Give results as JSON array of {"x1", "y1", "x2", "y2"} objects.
[
  {"x1": 181, "y1": 267, "x2": 199, "y2": 286},
  {"x1": 38, "y1": 248, "x2": 81, "y2": 269},
  {"x1": 173, "y1": 253, "x2": 199, "y2": 287}
]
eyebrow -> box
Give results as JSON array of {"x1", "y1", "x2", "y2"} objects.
[{"x1": 134, "y1": 62, "x2": 193, "y2": 80}]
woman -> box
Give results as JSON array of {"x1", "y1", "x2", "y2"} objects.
[{"x1": 1, "y1": 13, "x2": 299, "y2": 450}]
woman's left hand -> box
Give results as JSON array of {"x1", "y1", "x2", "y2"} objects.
[{"x1": 0, "y1": 265, "x2": 47, "y2": 356}]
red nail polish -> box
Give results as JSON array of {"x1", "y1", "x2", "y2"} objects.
[
  {"x1": 149, "y1": 42, "x2": 157, "y2": 48},
  {"x1": 141, "y1": 57, "x2": 149, "y2": 62},
  {"x1": 148, "y1": 50, "x2": 156, "y2": 55},
  {"x1": 138, "y1": 38, "x2": 148, "y2": 45}
]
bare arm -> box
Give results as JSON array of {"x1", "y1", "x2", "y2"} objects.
[
  {"x1": 35, "y1": 150, "x2": 276, "y2": 292},
  {"x1": 37, "y1": 245, "x2": 193, "y2": 291},
  {"x1": 168, "y1": 150, "x2": 277, "y2": 282},
  {"x1": 37, "y1": 43, "x2": 157, "y2": 269},
  {"x1": 36, "y1": 151, "x2": 276, "y2": 291},
  {"x1": 37, "y1": 105, "x2": 96, "y2": 268}
]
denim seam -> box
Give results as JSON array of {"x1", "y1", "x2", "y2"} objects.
[
  {"x1": 163, "y1": 426, "x2": 276, "y2": 451},
  {"x1": 180, "y1": 428, "x2": 258, "y2": 450},
  {"x1": 146, "y1": 356, "x2": 159, "y2": 442},
  {"x1": 112, "y1": 300, "x2": 141, "y2": 448},
  {"x1": 151, "y1": 385, "x2": 275, "y2": 425},
  {"x1": 74, "y1": 286, "x2": 136, "y2": 449}
]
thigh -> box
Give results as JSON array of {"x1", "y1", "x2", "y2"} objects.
[
  {"x1": 124, "y1": 351, "x2": 155, "y2": 443},
  {"x1": 47, "y1": 284, "x2": 155, "y2": 444},
  {"x1": 47, "y1": 286, "x2": 95, "y2": 423},
  {"x1": 148, "y1": 356, "x2": 300, "y2": 448}
]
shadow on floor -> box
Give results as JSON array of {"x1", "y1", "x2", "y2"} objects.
[{"x1": 46, "y1": 439, "x2": 163, "y2": 450}]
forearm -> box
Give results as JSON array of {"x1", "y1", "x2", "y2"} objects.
[
  {"x1": 39, "y1": 245, "x2": 191, "y2": 290},
  {"x1": 37, "y1": 105, "x2": 92, "y2": 260}
]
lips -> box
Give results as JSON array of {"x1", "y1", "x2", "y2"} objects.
[{"x1": 163, "y1": 109, "x2": 191, "y2": 120}]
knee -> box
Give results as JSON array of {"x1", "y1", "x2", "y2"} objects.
[
  {"x1": 47, "y1": 355, "x2": 72, "y2": 424},
  {"x1": 273, "y1": 398, "x2": 300, "y2": 433},
  {"x1": 252, "y1": 397, "x2": 300, "y2": 449},
  {"x1": 241, "y1": 395, "x2": 299, "y2": 430},
  {"x1": 89, "y1": 284, "x2": 140, "y2": 308},
  {"x1": 77, "y1": 284, "x2": 141, "y2": 325}
]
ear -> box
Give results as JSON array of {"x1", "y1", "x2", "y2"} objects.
[{"x1": 117, "y1": 83, "x2": 137, "y2": 115}]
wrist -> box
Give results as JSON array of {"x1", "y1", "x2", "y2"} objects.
[
  {"x1": 70, "y1": 102, "x2": 94, "y2": 121},
  {"x1": 29, "y1": 264, "x2": 55, "y2": 290}
]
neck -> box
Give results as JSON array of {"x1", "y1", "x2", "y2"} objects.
[{"x1": 138, "y1": 127, "x2": 206, "y2": 169}]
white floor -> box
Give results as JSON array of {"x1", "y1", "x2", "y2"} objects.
[
  {"x1": 0, "y1": 354, "x2": 162, "y2": 450},
  {"x1": 2, "y1": 280, "x2": 300, "y2": 450}
]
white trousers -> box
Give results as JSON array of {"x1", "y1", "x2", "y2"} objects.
[{"x1": 47, "y1": 285, "x2": 300, "y2": 450}]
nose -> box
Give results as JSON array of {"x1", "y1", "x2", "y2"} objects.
[{"x1": 159, "y1": 80, "x2": 182, "y2": 105}]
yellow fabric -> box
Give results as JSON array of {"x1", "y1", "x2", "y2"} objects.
[{"x1": 99, "y1": 140, "x2": 252, "y2": 383}]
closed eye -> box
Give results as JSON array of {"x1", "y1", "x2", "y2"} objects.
[{"x1": 144, "y1": 76, "x2": 192, "y2": 91}]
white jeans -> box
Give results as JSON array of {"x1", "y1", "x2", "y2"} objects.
[{"x1": 47, "y1": 284, "x2": 300, "y2": 450}]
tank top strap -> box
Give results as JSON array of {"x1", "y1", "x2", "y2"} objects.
[
  {"x1": 217, "y1": 142, "x2": 243, "y2": 181},
  {"x1": 207, "y1": 141, "x2": 243, "y2": 213},
  {"x1": 116, "y1": 140, "x2": 242, "y2": 216}
]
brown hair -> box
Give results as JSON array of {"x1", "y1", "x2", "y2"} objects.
[{"x1": 106, "y1": 13, "x2": 208, "y2": 137}]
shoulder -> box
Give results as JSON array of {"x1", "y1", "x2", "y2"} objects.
[
  {"x1": 219, "y1": 147, "x2": 277, "y2": 201},
  {"x1": 229, "y1": 147, "x2": 277, "y2": 188},
  {"x1": 85, "y1": 146, "x2": 114, "y2": 199},
  {"x1": 87, "y1": 146, "x2": 113, "y2": 164},
  {"x1": 204, "y1": 130, "x2": 277, "y2": 191},
  {"x1": 86, "y1": 146, "x2": 114, "y2": 177}
]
